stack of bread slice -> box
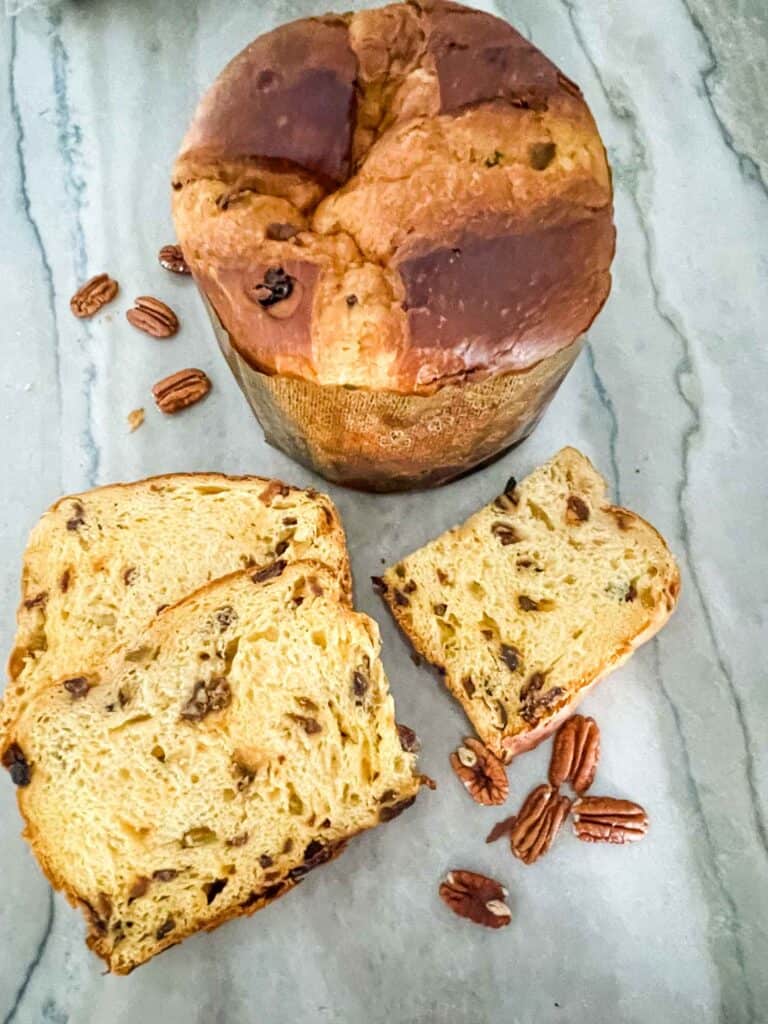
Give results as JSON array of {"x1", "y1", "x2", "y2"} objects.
[{"x1": 2, "y1": 474, "x2": 423, "y2": 973}]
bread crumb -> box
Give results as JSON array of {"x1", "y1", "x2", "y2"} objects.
[{"x1": 127, "y1": 408, "x2": 145, "y2": 433}]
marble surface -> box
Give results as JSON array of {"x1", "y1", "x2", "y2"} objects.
[{"x1": 1, "y1": 1, "x2": 767, "y2": 1021}]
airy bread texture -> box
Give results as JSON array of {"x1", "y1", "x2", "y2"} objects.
[
  {"x1": 3, "y1": 474, "x2": 350, "y2": 742},
  {"x1": 378, "y1": 449, "x2": 680, "y2": 761},
  {"x1": 172, "y1": 0, "x2": 614, "y2": 489},
  {"x1": 12, "y1": 562, "x2": 422, "y2": 973}
]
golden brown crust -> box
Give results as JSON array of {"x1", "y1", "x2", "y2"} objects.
[{"x1": 172, "y1": 1, "x2": 615, "y2": 488}]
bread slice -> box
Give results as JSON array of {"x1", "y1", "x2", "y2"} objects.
[
  {"x1": 377, "y1": 448, "x2": 680, "y2": 762},
  {"x1": 9, "y1": 560, "x2": 423, "y2": 973},
  {"x1": 3, "y1": 473, "x2": 350, "y2": 742}
]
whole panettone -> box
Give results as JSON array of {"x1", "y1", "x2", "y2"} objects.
[{"x1": 172, "y1": 0, "x2": 614, "y2": 491}]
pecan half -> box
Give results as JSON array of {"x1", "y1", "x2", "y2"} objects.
[
  {"x1": 180, "y1": 677, "x2": 231, "y2": 721},
  {"x1": 158, "y1": 244, "x2": 190, "y2": 275},
  {"x1": 152, "y1": 368, "x2": 211, "y2": 413},
  {"x1": 572, "y1": 796, "x2": 648, "y2": 844},
  {"x1": 439, "y1": 870, "x2": 511, "y2": 929},
  {"x1": 450, "y1": 737, "x2": 508, "y2": 805},
  {"x1": 509, "y1": 784, "x2": 571, "y2": 865},
  {"x1": 549, "y1": 716, "x2": 600, "y2": 794},
  {"x1": 127, "y1": 296, "x2": 180, "y2": 338},
  {"x1": 70, "y1": 273, "x2": 118, "y2": 318}
]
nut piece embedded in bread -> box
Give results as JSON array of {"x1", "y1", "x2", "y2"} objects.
[
  {"x1": 172, "y1": 1, "x2": 615, "y2": 490},
  {"x1": 377, "y1": 448, "x2": 680, "y2": 762},
  {"x1": 9, "y1": 562, "x2": 423, "y2": 973},
  {"x1": 3, "y1": 473, "x2": 351, "y2": 744}
]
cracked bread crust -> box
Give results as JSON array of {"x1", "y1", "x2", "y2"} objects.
[
  {"x1": 2, "y1": 473, "x2": 350, "y2": 745},
  {"x1": 172, "y1": 1, "x2": 614, "y2": 489},
  {"x1": 377, "y1": 448, "x2": 680, "y2": 760},
  {"x1": 12, "y1": 562, "x2": 423, "y2": 973}
]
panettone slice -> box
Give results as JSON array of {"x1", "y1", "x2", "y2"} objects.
[
  {"x1": 377, "y1": 448, "x2": 680, "y2": 761},
  {"x1": 3, "y1": 473, "x2": 350, "y2": 745},
  {"x1": 9, "y1": 562, "x2": 423, "y2": 973}
]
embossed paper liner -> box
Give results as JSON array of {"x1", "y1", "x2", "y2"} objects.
[{"x1": 204, "y1": 296, "x2": 583, "y2": 492}]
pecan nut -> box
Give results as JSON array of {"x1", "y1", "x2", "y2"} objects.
[
  {"x1": 152, "y1": 368, "x2": 211, "y2": 413},
  {"x1": 127, "y1": 295, "x2": 180, "y2": 338},
  {"x1": 509, "y1": 783, "x2": 571, "y2": 864},
  {"x1": 572, "y1": 796, "x2": 648, "y2": 844},
  {"x1": 439, "y1": 870, "x2": 511, "y2": 929},
  {"x1": 450, "y1": 737, "x2": 508, "y2": 805},
  {"x1": 549, "y1": 715, "x2": 600, "y2": 794},
  {"x1": 158, "y1": 244, "x2": 191, "y2": 275},
  {"x1": 70, "y1": 273, "x2": 119, "y2": 318}
]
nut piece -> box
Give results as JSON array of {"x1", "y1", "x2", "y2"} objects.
[
  {"x1": 450, "y1": 737, "x2": 509, "y2": 805},
  {"x1": 127, "y1": 408, "x2": 145, "y2": 433},
  {"x1": 158, "y1": 244, "x2": 191, "y2": 275},
  {"x1": 572, "y1": 796, "x2": 648, "y2": 844},
  {"x1": 549, "y1": 715, "x2": 600, "y2": 794},
  {"x1": 152, "y1": 368, "x2": 211, "y2": 414},
  {"x1": 566, "y1": 494, "x2": 590, "y2": 524},
  {"x1": 127, "y1": 296, "x2": 180, "y2": 338},
  {"x1": 486, "y1": 814, "x2": 517, "y2": 844},
  {"x1": 396, "y1": 723, "x2": 421, "y2": 754},
  {"x1": 180, "y1": 677, "x2": 231, "y2": 722},
  {"x1": 439, "y1": 870, "x2": 511, "y2": 929},
  {"x1": 70, "y1": 274, "x2": 119, "y2": 318},
  {"x1": 509, "y1": 783, "x2": 572, "y2": 865}
]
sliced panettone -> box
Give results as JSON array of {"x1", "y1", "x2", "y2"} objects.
[
  {"x1": 3, "y1": 473, "x2": 350, "y2": 743},
  {"x1": 377, "y1": 448, "x2": 680, "y2": 762},
  {"x1": 8, "y1": 561, "x2": 423, "y2": 973}
]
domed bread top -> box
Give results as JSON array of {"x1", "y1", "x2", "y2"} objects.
[{"x1": 173, "y1": 0, "x2": 615, "y2": 395}]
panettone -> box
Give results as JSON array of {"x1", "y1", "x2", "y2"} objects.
[
  {"x1": 172, "y1": 0, "x2": 615, "y2": 490},
  {"x1": 376, "y1": 449, "x2": 680, "y2": 761}
]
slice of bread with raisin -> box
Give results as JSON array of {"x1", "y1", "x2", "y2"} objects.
[
  {"x1": 376, "y1": 448, "x2": 680, "y2": 762},
  {"x1": 8, "y1": 561, "x2": 423, "y2": 973},
  {"x1": 3, "y1": 473, "x2": 350, "y2": 743}
]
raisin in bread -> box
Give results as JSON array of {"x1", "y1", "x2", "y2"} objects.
[
  {"x1": 3, "y1": 473, "x2": 350, "y2": 743},
  {"x1": 377, "y1": 448, "x2": 680, "y2": 762},
  {"x1": 9, "y1": 561, "x2": 423, "y2": 973}
]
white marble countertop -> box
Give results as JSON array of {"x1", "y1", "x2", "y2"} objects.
[{"x1": 1, "y1": 1, "x2": 767, "y2": 1021}]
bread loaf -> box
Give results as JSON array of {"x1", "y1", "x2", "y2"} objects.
[
  {"x1": 172, "y1": 0, "x2": 615, "y2": 490},
  {"x1": 3, "y1": 473, "x2": 349, "y2": 742},
  {"x1": 9, "y1": 561, "x2": 423, "y2": 973},
  {"x1": 377, "y1": 449, "x2": 680, "y2": 760}
]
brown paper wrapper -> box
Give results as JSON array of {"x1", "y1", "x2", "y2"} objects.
[{"x1": 204, "y1": 298, "x2": 582, "y2": 492}]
